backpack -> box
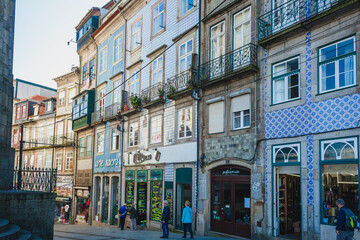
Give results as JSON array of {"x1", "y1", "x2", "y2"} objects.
[{"x1": 343, "y1": 208, "x2": 358, "y2": 231}]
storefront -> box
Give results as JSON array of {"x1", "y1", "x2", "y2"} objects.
[
  {"x1": 75, "y1": 188, "x2": 90, "y2": 224},
  {"x1": 175, "y1": 168, "x2": 192, "y2": 229},
  {"x1": 150, "y1": 169, "x2": 163, "y2": 223},
  {"x1": 210, "y1": 166, "x2": 251, "y2": 238},
  {"x1": 136, "y1": 170, "x2": 148, "y2": 226}
]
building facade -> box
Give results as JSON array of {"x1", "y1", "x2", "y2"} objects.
[{"x1": 258, "y1": 0, "x2": 360, "y2": 239}]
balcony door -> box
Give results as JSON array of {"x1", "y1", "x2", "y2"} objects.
[
  {"x1": 210, "y1": 21, "x2": 225, "y2": 78},
  {"x1": 233, "y1": 7, "x2": 251, "y2": 69},
  {"x1": 272, "y1": 0, "x2": 299, "y2": 33}
]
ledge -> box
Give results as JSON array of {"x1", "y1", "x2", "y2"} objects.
[{"x1": 126, "y1": 59, "x2": 143, "y2": 70}]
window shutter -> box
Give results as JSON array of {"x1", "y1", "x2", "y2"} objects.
[
  {"x1": 231, "y1": 94, "x2": 250, "y2": 113},
  {"x1": 208, "y1": 101, "x2": 224, "y2": 134}
]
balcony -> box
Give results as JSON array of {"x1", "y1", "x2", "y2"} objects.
[
  {"x1": 141, "y1": 83, "x2": 165, "y2": 109},
  {"x1": 54, "y1": 133, "x2": 75, "y2": 146},
  {"x1": 91, "y1": 109, "x2": 105, "y2": 125},
  {"x1": 120, "y1": 95, "x2": 141, "y2": 117},
  {"x1": 258, "y1": 0, "x2": 356, "y2": 44},
  {"x1": 105, "y1": 102, "x2": 121, "y2": 120},
  {"x1": 198, "y1": 43, "x2": 257, "y2": 86},
  {"x1": 166, "y1": 70, "x2": 197, "y2": 100}
]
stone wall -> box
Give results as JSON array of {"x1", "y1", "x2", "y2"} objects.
[
  {"x1": 0, "y1": 190, "x2": 56, "y2": 240},
  {"x1": 0, "y1": 0, "x2": 15, "y2": 190}
]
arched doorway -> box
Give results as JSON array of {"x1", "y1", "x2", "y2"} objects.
[{"x1": 211, "y1": 165, "x2": 251, "y2": 238}]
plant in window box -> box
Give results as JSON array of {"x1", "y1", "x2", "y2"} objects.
[
  {"x1": 168, "y1": 84, "x2": 176, "y2": 96},
  {"x1": 158, "y1": 87, "x2": 165, "y2": 101},
  {"x1": 130, "y1": 95, "x2": 142, "y2": 110}
]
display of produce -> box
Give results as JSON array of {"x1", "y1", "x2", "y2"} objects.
[
  {"x1": 151, "y1": 181, "x2": 162, "y2": 222},
  {"x1": 125, "y1": 181, "x2": 134, "y2": 210},
  {"x1": 137, "y1": 182, "x2": 147, "y2": 226}
]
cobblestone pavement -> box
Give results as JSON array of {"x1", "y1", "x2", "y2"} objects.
[{"x1": 54, "y1": 223, "x2": 237, "y2": 240}]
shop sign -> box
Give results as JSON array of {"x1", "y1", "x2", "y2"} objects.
[
  {"x1": 137, "y1": 170, "x2": 148, "y2": 182},
  {"x1": 95, "y1": 155, "x2": 121, "y2": 168},
  {"x1": 150, "y1": 169, "x2": 163, "y2": 181},
  {"x1": 133, "y1": 152, "x2": 152, "y2": 164},
  {"x1": 125, "y1": 170, "x2": 135, "y2": 181},
  {"x1": 77, "y1": 190, "x2": 83, "y2": 196}
]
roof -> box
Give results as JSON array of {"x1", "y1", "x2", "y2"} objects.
[
  {"x1": 75, "y1": 7, "x2": 101, "y2": 30},
  {"x1": 18, "y1": 95, "x2": 51, "y2": 103}
]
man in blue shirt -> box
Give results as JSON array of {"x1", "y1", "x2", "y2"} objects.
[
  {"x1": 119, "y1": 204, "x2": 127, "y2": 230},
  {"x1": 336, "y1": 199, "x2": 354, "y2": 240}
]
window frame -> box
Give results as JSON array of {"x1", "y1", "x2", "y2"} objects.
[
  {"x1": 151, "y1": 55, "x2": 164, "y2": 86},
  {"x1": 129, "y1": 122, "x2": 139, "y2": 148},
  {"x1": 271, "y1": 56, "x2": 301, "y2": 105},
  {"x1": 113, "y1": 33, "x2": 123, "y2": 64},
  {"x1": 272, "y1": 143, "x2": 301, "y2": 165},
  {"x1": 150, "y1": 115, "x2": 163, "y2": 144},
  {"x1": 111, "y1": 128, "x2": 120, "y2": 151},
  {"x1": 178, "y1": 0, "x2": 196, "y2": 19},
  {"x1": 59, "y1": 91, "x2": 65, "y2": 106},
  {"x1": 89, "y1": 58, "x2": 95, "y2": 80},
  {"x1": 21, "y1": 105, "x2": 26, "y2": 118},
  {"x1": 86, "y1": 135, "x2": 92, "y2": 157},
  {"x1": 79, "y1": 137, "x2": 85, "y2": 157},
  {"x1": 178, "y1": 39, "x2": 193, "y2": 73},
  {"x1": 129, "y1": 71, "x2": 140, "y2": 96},
  {"x1": 96, "y1": 131, "x2": 105, "y2": 154},
  {"x1": 177, "y1": 106, "x2": 193, "y2": 139},
  {"x1": 131, "y1": 18, "x2": 142, "y2": 51},
  {"x1": 231, "y1": 94, "x2": 251, "y2": 130},
  {"x1": 233, "y1": 6, "x2": 251, "y2": 50},
  {"x1": 56, "y1": 152, "x2": 62, "y2": 170},
  {"x1": 99, "y1": 45, "x2": 108, "y2": 74},
  {"x1": 152, "y1": 0, "x2": 166, "y2": 38},
  {"x1": 97, "y1": 87, "x2": 106, "y2": 116},
  {"x1": 318, "y1": 36, "x2": 357, "y2": 94},
  {"x1": 210, "y1": 21, "x2": 225, "y2": 61},
  {"x1": 65, "y1": 152, "x2": 73, "y2": 170},
  {"x1": 82, "y1": 63, "x2": 88, "y2": 85}
]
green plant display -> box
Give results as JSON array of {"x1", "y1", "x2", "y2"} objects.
[{"x1": 130, "y1": 95, "x2": 142, "y2": 109}]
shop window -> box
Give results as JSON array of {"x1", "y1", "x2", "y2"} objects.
[
  {"x1": 272, "y1": 57, "x2": 300, "y2": 104},
  {"x1": 102, "y1": 177, "x2": 110, "y2": 223},
  {"x1": 125, "y1": 170, "x2": 135, "y2": 209},
  {"x1": 320, "y1": 137, "x2": 359, "y2": 225},
  {"x1": 137, "y1": 170, "x2": 148, "y2": 226},
  {"x1": 319, "y1": 36, "x2": 356, "y2": 93},
  {"x1": 165, "y1": 182, "x2": 173, "y2": 225},
  {"x1": 94, "y1": 177, "x2": 101, "y2": 218},
  {"x1": 111, "y1": 177, "x2": 119, "y2": 225},
  {"x1": 273, "y1": 143, "x2": 300, "y2": 163},
  {"x1": 231, "y1": 94, "x2": 250, "y2": 130},
  {"x1": 208, "y1": 101, "x2": 224, "y2": 134},
  {"x1": 150, "y1": 169, "x2": 163, "y2": 222},
  {"x1": 178, "y1": 107, "x2": 192, "y2": 139}
]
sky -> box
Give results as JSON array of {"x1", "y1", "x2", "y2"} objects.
[{"x1": 13, "y1": 0, "x2": 109, "y2": 89}]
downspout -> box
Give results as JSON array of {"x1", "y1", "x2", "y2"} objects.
[
  {"x1": 89, "y1": 33, "x2": 99, "y2": 226},
  {"x1": 117, "y1": 3, "x2": 127, "y2": 228},
  {"x1": 195, "y1": 0, "x2": 202, "y2": 233}
]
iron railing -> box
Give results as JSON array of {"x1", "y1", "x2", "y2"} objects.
[
  {"x1": 105, "y1": 102, "x2": 121, "y2": 120},
  {"x1": 258, "y1": 0, "x2": 348, "y2": 40},
  {"x1": 198, "y1": 43, "x2": 257, "y2": 83},
  {"x1": 91, "y1": 109, "x2": 105, "y2": 124},
  {"x1": 166, "y1": 70, "x2": 197, "y2": 93},
  {"x1": 141, "y1": 82, "x2": 165, "y2": 104},
  {"x1": 12, "y1": 167, "x2": 57, "y2": 192}
]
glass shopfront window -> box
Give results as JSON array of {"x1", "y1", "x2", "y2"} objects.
[
  {"x1": 321, "y1": 137, "x2": 359, "y2": 224},
  {"x1": 125, "y1": 170, "x2": 135, "y2": 210},
  {"x1": 94, "y1": 177, "x2": 101, "y2": 219},
  {"x1": 150, "y1": 169, "x2": 163, "y2": 222},
  {"x1": 102, "y1": 177, "x2": 109, "y2": 223},
  {"x1": 137, "y1": 170, "x2": 148, "y2": 226},
  {"x1": 111, "y1": 177, "x2": 119, "y2": 225}
]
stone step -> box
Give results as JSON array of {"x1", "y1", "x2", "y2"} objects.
[
  {"x1": 0, "y1": 220, "x2": 9, "y2": 234},
  {"x1": 14, "y1": 230, "x2": 31, "y2": 240},
  {"x1": 0, "y1": 224, "x2": 20, "y2": 240}
]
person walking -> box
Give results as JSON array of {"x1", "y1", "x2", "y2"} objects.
[
  {"x1": 130, "y1": 203, "x2": 137, "y2": 231},
  {"x1": 182, "y1": 201, "x2": 193, "y2": 239},
  {"x1": 160, "y1": 200, "x2": 170, "y2": 238},
  {"x1": 119, "y1": 204, "x2": 127, "y2": 230},
  {"x1": 335, "y1": 199, "x2": 355, "y2": 240}
]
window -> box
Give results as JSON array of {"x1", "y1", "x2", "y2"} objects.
[
  {"x1": 320, "y1": 137, "x2": 359, "y2": 224},
  {"x1": 180, "y1": 0, "x2": 195, "y2": 16},
  {"x1": 56, "y1": 152, "x2": 62, "y2": 170},
  {"x1": 130, "y1": 71, "x2": 140, "y2": 96},
  {"x1": 210, "y1": 21, "x2": 225, "y2": 60},
  {"x1": 131, "y1": 20, "x2": 141, "y2": 51},
  {"x1": 112, "y1": 128, "x2": 120, "y2": 151},
  {"x1": 86, "y1": 136, "x2": 92, "y2": 156},
  {"x1": 114, "y1": 34, "x2": 123, "y2": 63},
  {"x1": 59, "y1": 91, "x2": 65, "y2": 106},
  {"x1": 98, "y1": 87, "x2": 106, "y2": 116},
  {"x1": 45, "y1": 153, "x2": 52, "y2": 169},
  {"x1": 100, "y1": 47, "x2": 107, "y2": 73},
  {"x1": 72, "y1": 94, "x2": 88, "y2": 120},
  {"x1": 233, "y1": 7, "x2": 251, "y2": 49},
  {"x1": 82, "y1": 63, "x2": 88, "y2": 84},
  {"x1": 68, "y1": 88, "x2": 76, "y2": 104},
  {"x1": 21, "y1": 105, "x2": 26, "y2": 118},
  {"x1": 13, "y1": 129, "x2": 18, "y2": 145},
  {"x1": 37, "y1": 154, "x2": 43, "y2": 168},
  {"x1": 179, "y1": 40, "x2": 193, "y2": 72},
  {"x1": 65, "y1": 152, "x2": 73, "y2": 170},
  {"x1": 89, "y1": 59, "x2": 95, "y2": 80},
  {"x1": 24, "y1": 155, "x2": 28, "y2": 168},
  {"x1": 152, "y1": 56, "x2": 163, "y2": 85},
  {"x1": 46, "y1": 102, "x2": 52, "y2": 112},
  {"x1": 231, "y1": 94, "x2": 250, "y2": 130},
  {"x1": 113, "y1": 80, "x2": 121, "y2": 104},
  {"x1": 97, "y1": 131, "x2": 104, "y2": 153},
  {"x1": 178, "y1": 107, "x2": 192, "y2": 139},
  {"x1": 273, "y1": 143, "x2": 300, "y2": 163},
  {"x1": 129, "y1": 122, "x2": 139, "y2": 147},
  {"x1": 272, "y1": 57, "x2": 300, "y2": 104},
  {"x1": 30, "y1": 155, "x2": 34, "y2": 167},
  {"x1": 319, "y1": 36, "x2": 356, "y2": 93},
  {"x1": 153, "y1": 0, "x2": 165, "y2": 36},
  {"x1": 79, "y1": 137, "x2": 85, "y2": 157},
  {"x1": 16, "y1": 106, "x2": 20, "y2": 119},
  {"x1": 150, "y1": 115, "x2": 162, "y2": 144},
  {"x1": 208, "y1": 101, "x2": 224, "y2": 134}
]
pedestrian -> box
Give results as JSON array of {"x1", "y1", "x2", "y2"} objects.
[
  {"x1": 160, "y1": 200, "x2": 170, "y2": 238},
  {"x1": 335, "y1": 198, "x2": 355, "y2": 240},
  {"x1": 119, "y1": 204, "x2": 127, "y2": 230},
  {"x1": 182, "y1": 200, "x2": 193, "y2": 239},
  {"x1": 130, "y1": 203, "x2": 137, "y2": 231}
]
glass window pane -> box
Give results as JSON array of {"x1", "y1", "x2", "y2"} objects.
[
  {"x1": 321, "y1": 44, "x2": 336, "y2": 62},
  {"x1": 235, "y1": 184, "x2": 251, "y2": 225},
  {"x1": 337, "y1": 38, "x2": 354, "y2": 56},
  {"x1": 213, "y1": 182, "x2": 221, "y2": 220},
  {"x1": 223, "y1": 183, "x2": 231, "y2": 222}
]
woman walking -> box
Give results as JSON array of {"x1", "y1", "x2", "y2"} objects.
[
  {"x1": 130, "y1": 203, "x2": 137, "y2": 231},
  {"x1": 182, "y1": 200, "x2": 193, "y2": 239}
]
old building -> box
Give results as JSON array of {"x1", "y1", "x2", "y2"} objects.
[
  {"x1": 53, "y1": 71, "x2": 78, "y2": 222},
  {"x1": 258, "y1": 0, "x2": 360, "y2": 238},
  {"x1": 196, "y1": 0, "x2": 263, "y2": 238}
]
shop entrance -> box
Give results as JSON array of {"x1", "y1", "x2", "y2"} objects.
[
  {"x1": 211, "y1": 166, "x2": 251, "y2": 238},
  {"x1": 273, "y1": 166, "x2": 301, "y2": 239},
  {"x1": 175, "y1": 168, "x2": 192, "y2": 230},
  {"x1": 137, "y1": 182, "x2": 147, "y2": 226}
]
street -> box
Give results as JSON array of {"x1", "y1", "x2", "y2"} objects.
[{"x1": 54, "y1": 224, "x2": 237, "y2": 240}]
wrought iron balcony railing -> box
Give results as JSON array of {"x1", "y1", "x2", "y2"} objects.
[
  {"x1": 141, "y1": 82, "x2": 165, "y2": 104},
  {"x1": 91, "y1": 109, "x2": 105, "y2": 125},
  {"x1": 12, "y1": 167, "x2": 57, "y2": 192},
  {"x1": 105, "y1": 102, "x2": 121, "y2": 120},
  {"x1": 258, "y1": 0, "x2": 348, "y2": 41},
  {"x1": 166, "y1": 70, "x2": 197, "y2": 93},
  {"x1": 198, "y1": 43, "x2": 257, "y2": 83}
]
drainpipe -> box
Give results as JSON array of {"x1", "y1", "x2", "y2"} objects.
[
  {"x1": 117, "y1": 3, "x2": 127, "y2": 228},
  {"x1": 195, "y1": 0, "x2": 202, "y2": 233}
]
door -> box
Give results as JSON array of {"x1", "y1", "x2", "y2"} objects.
[
  {"x1": 273, "y1": 166, "x2": 280, "y2": 236},
  {"x1": 176, "y1": 183, "x2": 192, "y2": 230}
]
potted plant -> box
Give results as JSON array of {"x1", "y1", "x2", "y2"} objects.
[
  {"x1": 169, "y1": 85, "x2": 176, "y2": 95},
  {"x1": 158, "y1": 87, "x2": 165, "y2": 100},
  {"x1": 123, "y1": 105, "x2": 129, "y2": 112},
  {"x1": 130, "y1": 95, "x2": 142, "y2": 109}
]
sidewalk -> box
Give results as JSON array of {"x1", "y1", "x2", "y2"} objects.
[{"x1": 54, "y1": 223, "x2": 236, "y2": 240}]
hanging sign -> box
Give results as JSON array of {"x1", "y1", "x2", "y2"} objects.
[
  {"x1": 150, "y1": 169, "x2": 163, "y2": 181},
  {"x1": 137, "y1": 170, "x2": 148, "y2": 182},
  {"x1": 125, "y1": 170, "x2": 135, "y2": 181}
]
